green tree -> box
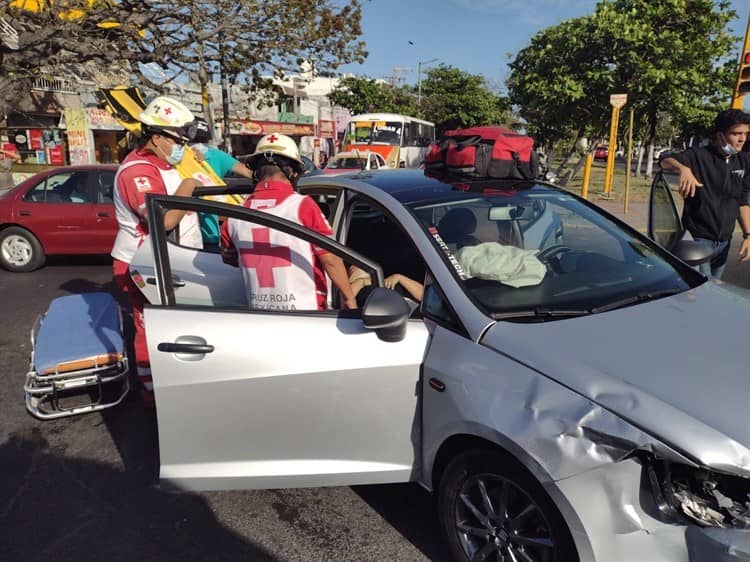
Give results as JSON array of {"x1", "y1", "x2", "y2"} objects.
[
  {"x1": 328, "y1": 76, "x2": 417, "y2": 115},
  {"x1": 593, "y1": 0, "x2": 737, "y2": 177},
  {"x1": 507, "y1": 0, "x2": 739, "y2": 182},
  {"x1": 507, "y1": 16, "x2": 614, "y2": 181},
  {"x1": 1, "y1": 0, "x2": 366, "y2": 122},
  {"x1": 420, "y1": 65, "x2": 510, "y2": 135}
]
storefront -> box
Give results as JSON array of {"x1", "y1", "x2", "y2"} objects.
[
  {"x1": 227, "y1": 119, "x2": 316, "y2": 156},
  {"x1": 1, "y1": 111, "x2": 66, "y2": 166},
  {"x1": 86, "y1": 107, "x2": 127, "y2": 163}
]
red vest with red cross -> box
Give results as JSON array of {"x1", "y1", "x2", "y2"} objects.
[{"x1": 228, "y1": 193, "x2": 324, "y2": 310}]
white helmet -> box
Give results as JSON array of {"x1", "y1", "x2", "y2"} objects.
[
  {"x1": 246, "y1": 133, "x2": 304, "y2": 172},
  {"x1": 138, "y1": 95, "x2": 196, "y2": 142}
]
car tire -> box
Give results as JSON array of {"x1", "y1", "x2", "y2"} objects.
[
  {"x1": 438, "y1": 449, "x2": 578, "y2": 562},
  {"x1": 0, "y1": 226, "x2": 46, "y2": 272}
]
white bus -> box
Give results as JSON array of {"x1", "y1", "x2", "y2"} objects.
[{"x1": 343, "y1": 113, "x2": 436, "y2": 168}]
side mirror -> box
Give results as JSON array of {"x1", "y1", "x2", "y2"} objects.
[
  {"x1": 672, "y1": 240, "x2": 714, "y2": 266},
  {"x1": 361, "y1": 287, "x2": 411, "y2": 342}
]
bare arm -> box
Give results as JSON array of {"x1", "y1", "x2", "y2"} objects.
[
  {"x1": 738, "y1": 205, "x2": 750, "y2": 262},
  {"x1": 319, "y1": 253, "x2": 357, "y2": 309},
  {"x1": 163, "y1": 178, "x2": 201, "y2": 231},
  {"x1": 231, "y1": 162, "x2": 253, "y2": 179},
  {"x1": 660, "y1": 157, "x2": 702, "y2": 198},
  {"x1": 385, "y1": 274, "x2": 424, "y2": 302}
]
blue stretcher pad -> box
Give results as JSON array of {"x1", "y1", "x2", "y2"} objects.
[
  {"x1": 34, "y1": 293, "x2": 125, "y2": 375},
  {"x1": 25, "y1": 292, "x2": 130, "y2": 420}
]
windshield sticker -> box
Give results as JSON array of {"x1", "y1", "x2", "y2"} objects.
[{"x1": 429, "y1": 226, "x2": 468, "y2": 280}]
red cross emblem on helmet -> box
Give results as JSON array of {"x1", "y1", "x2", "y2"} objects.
[{"x1": 267, "y1": 134, "x2": 278, "y2": 143}]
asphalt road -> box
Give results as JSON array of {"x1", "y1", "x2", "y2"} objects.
[
  {"x1": 0, "y1": 257, "x2": 448, "y2": 562},
  {"x1": 3, "y1": 221, "x2": 750, "y2": 562}
]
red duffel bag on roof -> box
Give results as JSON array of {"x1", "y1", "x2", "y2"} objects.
[{"x1": 424, "y1": 126, "x2": 539, "y2": 180}]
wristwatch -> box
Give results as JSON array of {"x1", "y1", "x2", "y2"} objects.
[{"x1": 744, "y1": 232, "x2": 750, "y2": 240}]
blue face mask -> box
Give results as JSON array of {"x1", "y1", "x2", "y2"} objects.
[
  {"x1": 721, "y1": 143, "x2": 738, "y2": 156},
  {"x1": 166, "y1": 142, "x2": 186, "y2": 165}
]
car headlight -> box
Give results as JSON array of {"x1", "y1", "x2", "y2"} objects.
[{"x1": 646, "y1": 458, "x2": 750, "y2": 528}]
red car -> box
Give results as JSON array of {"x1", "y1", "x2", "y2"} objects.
[
  {"x1": 593, "y1": 145, "x2": 609, "y2": 161},
  {"x1": 0, "y1": 165, "x2": 118, "y2": 272}
]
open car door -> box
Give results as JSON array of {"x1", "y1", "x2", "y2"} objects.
[
  {"x1": 647, "y1": 171, "x2": 684, "y2": 251},
  {"x1": 648, "y1": 171, "x2": 715, "y2": 268},
  {"x1": 142, "y1": 194, "x2": 429, "y2": 492}
]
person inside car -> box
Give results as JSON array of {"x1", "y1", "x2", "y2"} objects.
[
  {"x1": 220, "y1": 133, "x2": 357, "y2": 311},
  {"x1": 111, "y1": 95, "x2": 203, "y2": 407},
  {"x1": 348, "y1": 265, "x2": 424, "y2": 304}
]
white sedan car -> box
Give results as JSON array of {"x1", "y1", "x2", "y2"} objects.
[
  {"x1": 322, "y1": 150, "x2": 389, "y2": 175},
  {"x1": 32, "y1": 169, "x2": 750, "y2": 562}
]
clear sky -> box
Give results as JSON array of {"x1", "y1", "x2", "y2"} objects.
[{"x1": 339, "y1": 0, "x2": 750, "y2": 92}]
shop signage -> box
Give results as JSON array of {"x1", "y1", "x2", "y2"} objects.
[
  {"x1": 228, "y1": 119, "x2": 315, "y2": 136},
  {"x1": 86, "y1": 108, "x2": 124, "y2": 130},
  {"x1": 318, "y1": 120, "x2": 335, "y2": 137},
  {"x1": 48, "y1": 145, "x2": 65, "y2": 165},
  {"x1": 65, "y1": 108, "x2": 93, "y2": 165},
  {"x1": 28, "y1": 129, "x2": 44, "y2": 150}
]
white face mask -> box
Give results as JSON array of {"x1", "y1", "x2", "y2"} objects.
[
  {"x1": 721, "y1": 143, "x2": 738, "y2": 156},
  {"x1": 166, "y1": 143, "x2": 186, "y2": 165},
  {"x1": 156, "y1": 137, "x2": 186, "y2": 165}
]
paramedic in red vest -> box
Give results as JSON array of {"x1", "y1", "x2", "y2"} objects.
[
  {"x1": 111, "y1": 95, "x2": 202, "y2": 406},
  {"x1": 220, "y1": 133, "x2": 357, "y2": 310}
]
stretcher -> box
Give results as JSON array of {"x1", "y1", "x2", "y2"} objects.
[{"x1": 24, "y1": 292, "x2": 130, "y2": 420}]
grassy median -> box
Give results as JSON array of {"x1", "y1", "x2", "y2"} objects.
[{"x1": 558, "y1": 159, "x2": 655, "y2": 202}]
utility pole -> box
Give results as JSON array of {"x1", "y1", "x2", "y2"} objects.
[
  {"x1": 387, "y1": 67, "x2": 410, "y2": 88},
  {"x1": 219, "y1": 32, "x2": 231, "y2": 154}
]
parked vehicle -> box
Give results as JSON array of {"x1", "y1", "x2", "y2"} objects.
[
  {"x1": 344, "y1": 112, "x2": 435, "y2": 168},
  {"x1": 593, "y1": 145, "x2": 609, "y2": 160},
  {"x1": 29, "y1": 169, "x2": 750, "y2": 561},
  {"x1": 0, "y1": 165, "x2": 118, "y2": 272},
  {"x1": 322, "y1": 150, "x2": 389, "y2": 175}
]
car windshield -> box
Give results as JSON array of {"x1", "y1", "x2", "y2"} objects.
[
  {"x1": 409, "y1": 184, "x2": 698, "y2": 319},
  {"x1": 328, "y1": 157, "x2": 365, "y2": 169},
  {"x1": 349, "y1": 121, "x2": 403, "y2": 146}
]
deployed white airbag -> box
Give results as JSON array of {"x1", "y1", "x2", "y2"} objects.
[{"x1": 456, "y1": 242, "x2": 546, "y2": 288}]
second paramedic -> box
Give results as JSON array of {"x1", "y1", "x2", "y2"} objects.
[{"x1": 220, "y1": 133, "x2": 357, "y2": 310}]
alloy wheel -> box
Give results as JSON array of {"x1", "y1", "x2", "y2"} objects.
[
  {"x1": 455, "y1": 473, "x2": 555, "y2": 562},
  {"x1": 1, "y1": 234, "x2": 33, "y2": 267}
]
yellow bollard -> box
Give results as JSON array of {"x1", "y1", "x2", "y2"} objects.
[
  {"x1": 581, "y1": 153, "x2": 593, "y2": 199},
  {"x1": 603, "y1": 105, "x2": 620, "y2": 196}
]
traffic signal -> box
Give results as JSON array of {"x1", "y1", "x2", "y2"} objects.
[{"x1": 739, "y1": 51, "x2": 750, "y2": 96}]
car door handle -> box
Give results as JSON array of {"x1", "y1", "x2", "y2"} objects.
[
  {"x1": 157, "y1": 342, "x2": 214, "y2": 354},
  {"x1": 19, "y1": 210, "x2": 30, "y2": 216},
  {"x1": 97, "y1": 211, "x2": 111, "y2": 218},
  {"x1": 428, "y1": 378, "x2": 446, "y2": 392},
  {"x1": 146, "y1": 276, "x2": 186, "y2": 288}
]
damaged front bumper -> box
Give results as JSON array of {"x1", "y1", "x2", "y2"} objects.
[{"x1": 555, "y1": 456, "x2": 750, "y2": 561}]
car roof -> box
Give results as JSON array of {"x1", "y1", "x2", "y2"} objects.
[{"x1": 304, "y1": 169, "x2": 554, "y2": 205}]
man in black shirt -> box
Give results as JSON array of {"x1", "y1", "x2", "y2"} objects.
[{"x1": 660, "y1": 109, "x2": 750, "y2": 278}]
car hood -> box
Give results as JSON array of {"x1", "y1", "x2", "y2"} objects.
[{"x1": 481, "y1": 281, "x2": 750, "y2": 476}]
